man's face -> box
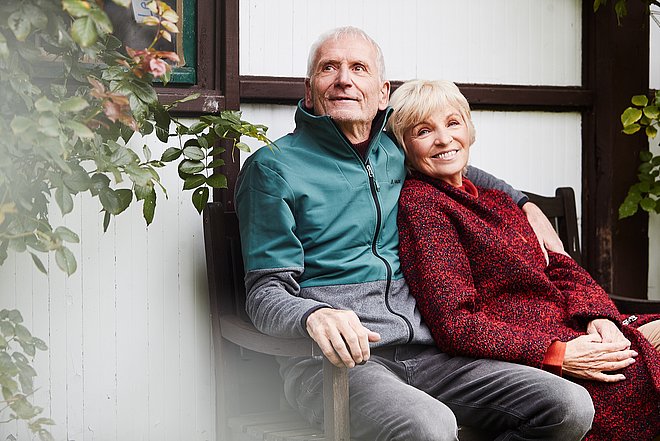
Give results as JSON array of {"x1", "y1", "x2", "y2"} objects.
[{"x1": 304, "y1": 35, "x2": 390, "y2": 141}]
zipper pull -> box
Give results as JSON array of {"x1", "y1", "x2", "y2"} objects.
[{"x1": 365, "y1": 163, "x2": 381, "y2": 192}]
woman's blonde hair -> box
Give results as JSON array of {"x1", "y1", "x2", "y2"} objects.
[{"x1": 387, "y1": 79, "x2": 476, "y2": 152}]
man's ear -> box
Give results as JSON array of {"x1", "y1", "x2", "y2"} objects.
[
  {"x1": 379, "y1": 81, "x2": 391, "y2": 110},
  {"x1": 304, "y1": 78, "x2": 313, "y2": 109}
]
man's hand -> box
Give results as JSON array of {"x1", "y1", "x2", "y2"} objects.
[
  {"x1": 587, "y1": 318, "x2": 630, "y2": 347},
  {"x1": 306, "y1": 308, "x2": 381, "y2": 368},
  {"x1": 563, "y1": 334, "x2": 637, "y2": 382},
  {"x1": 522, "y1": 201, "x2": 568, "y2": 263}
]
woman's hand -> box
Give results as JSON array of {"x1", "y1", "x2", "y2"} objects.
[
  {"x1": 587, "y1": 318, "x2": 630, "y2": 348},
  {"x1": 563, "y1": 334, "x2": 637, "y2": 382}
]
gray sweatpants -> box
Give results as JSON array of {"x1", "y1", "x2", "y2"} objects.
[{"x1": 281, "y1": 345, "x2": 594, "y2": 441}]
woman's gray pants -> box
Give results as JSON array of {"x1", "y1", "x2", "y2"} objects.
[{"x1": 281, "y1": 345, "x2": 594, "y2": 441}]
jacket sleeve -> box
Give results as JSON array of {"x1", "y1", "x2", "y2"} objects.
[
  {"x1": 465, "y1": 165, "x2": 528, "y2": 207},
  {"x1": 236, "y1": 160, "x2": 332, "y2": 338},
  {"x1": 398, "y1": 191, "x2": 558, "y2": 368},
  {"x1": 545, "y1": 252, "x2": 620, "y2": 325}
]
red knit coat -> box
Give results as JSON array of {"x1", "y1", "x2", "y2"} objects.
[{"x1": 397, "y1": 173, "x2": 660, "y2": 441}]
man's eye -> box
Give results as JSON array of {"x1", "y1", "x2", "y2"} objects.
[
  {"x1": 354, "y1": 65, "x2": 366, "y2": 72},
  {"x1": 322, "y1": 65, "x2": 335, "y2": 71}
]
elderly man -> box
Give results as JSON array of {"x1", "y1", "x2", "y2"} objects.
[{"x1": 235, "y1": 27, "x2": 594, "y2": 441}]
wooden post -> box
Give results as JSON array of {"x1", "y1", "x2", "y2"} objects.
[
  {"x1": 323, "y1": 357, "x2": 350, "y2": 441},
  {"x1": 582, "y1": 0, "x2": 650, "y2": 296}
]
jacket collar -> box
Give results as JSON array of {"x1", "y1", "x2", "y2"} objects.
[{"x1": 294, "y1": 99, "x2": 394, "y2": 159}]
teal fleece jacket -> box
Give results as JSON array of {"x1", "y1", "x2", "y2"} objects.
[{"x1": 235, "y1": 101, "x2": 526, "y2": 346}]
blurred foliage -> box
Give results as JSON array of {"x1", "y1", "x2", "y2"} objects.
[
  {"x1": 0, "y1": 0, "x2": 270, "y2": 276},
  {"x1": 0, "y1": 310, "x2": 51, "y2": 440},
  {"x1": 0, "y1": 0, "x2": 271, "y2": 437},
  {"x1": 619, "y1": 93, "x2": 660, "y2": 218}
]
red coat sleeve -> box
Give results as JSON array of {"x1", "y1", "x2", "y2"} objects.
[{"x1": 398, "y1": 189, "x2": 560, "y2": 369}]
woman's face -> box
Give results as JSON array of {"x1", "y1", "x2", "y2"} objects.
[{"x1": 402, "y1": 106, "x2": 471, "y2": 187}]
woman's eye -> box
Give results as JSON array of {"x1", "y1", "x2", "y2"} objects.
[{"x1": 418, "y1": 128, "x2": 430, "y2": 136}]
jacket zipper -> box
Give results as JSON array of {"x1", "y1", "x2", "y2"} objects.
[{"x1": 365, "y1": 160, "x2": 414, "y2": 343}]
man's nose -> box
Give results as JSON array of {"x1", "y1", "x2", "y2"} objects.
[{"x1": 334, "y1": 65, "x2": 352, "y2": 86}]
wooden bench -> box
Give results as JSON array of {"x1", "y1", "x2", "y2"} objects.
[
  {"x1": 203, "y1": 187, "x2": 659, "y2": 441},
  {"x1": 523, "y1": 187, "x2": 660, "y2": 314}
]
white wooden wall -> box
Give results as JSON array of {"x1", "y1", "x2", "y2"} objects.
[
  {"x1": 0, "y1": 126, "x2": 215, "y2": 441},
  {"x1": 11, "y1": 1, "x2": 660, "y2": 440}
]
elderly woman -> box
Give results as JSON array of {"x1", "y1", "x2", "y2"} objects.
[{"x1": 388, "y1": 79, "x2": 660, "y2": 441}]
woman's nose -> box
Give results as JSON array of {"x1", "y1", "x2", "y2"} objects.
[{"x1": 434, "y1": 131, "x2": 453, "y2": 146}]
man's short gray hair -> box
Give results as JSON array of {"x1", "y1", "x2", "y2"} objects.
[{"x1": 306, "y1": 26, "x2": 386, "y2": 81}]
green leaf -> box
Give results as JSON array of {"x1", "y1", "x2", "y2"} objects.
[
  {"x1": 142, "y1": 190, "x2": 156, "y2": 225},
  {"x1": 14, "y1": 323, "x2": 32, "y2": 343},
  {"x1": 183, "y1": 146, "x2": 205, "y2": 161},
  {"x1": 618, "y1": 200, "x2": 638, "y2": 218},
  {"x1": 35, "y1": 97, "x2": 57, "y2": 113},
  {"x1": 179, "y1": 160, "x2": 205, "y2": 174},
  {"x1": 614, "y1": 0, "x2": 627, "y2": 19},
  {"x1": 621, "y1": 107, "x2": 642, "y2": 127},
  {"x1": 154, "y1": 105, "x2": 171, "y2": 131},
  {"x1": 55, "y1": 247, "x2": 77, "y2": 275},
  {"x1": 161, "y1": 147, "x2": 182, "y2": 162},
  {"x1": 632, "y1": 95, "x2": 649, "y2": 107},
  {"x1": 10, "y1": 116, "x2": 34, "y2": 134},
  {"x1": 191, "y1": 187, "x2": 209, "y2": 214},
  {"x1": 640, "y1": 150, "x2": 654, "y2": 162},
  {"x1": 8, "y1": 310, "x2": 23, "y2": 324},
  {"x1": 71, "y1": 16, "x2": 98, "y2": 48},
  {"x1": 103, "y1": 188, "x2": 133, "y2": 216},
  {"x1": 90, "y1": 9, "x2": 113, "y2": 35},
  {"x1": 61, "y1": 96, "x2": 89, "y2": 113},
  {"x1": 30, "y1": 253, "x2": 47, "y2": 275},
  {"x1": 189, "y1": 122, "x2": 208, "y2": 134},
  {"x1": 593, "y1": 0, "x2": 603, "y2": 12},
  {"x1": 640, "y1": 197, "x2": 657, "y2": 212},
  {"x1": 623, "y1": 123, "x2": 640, "y2": 135},
  {"x1": 207, "y1": 159, "x2": 225, "y2": 169},
  {"x1": 8, "y1": 11, "x2": 31, "y2": 41},
  {"x1": 156, "y1": 126, "x2": 170, "y2": 143},
  {"x1": 0, "y1": 321, "x2": 14, "y2": 339},
  {"x1": 55, "y1": 226, "x2": 80, "y2": 244},
  {"x1": 63, "y1": 165, "x2": 92, "y2": 193},
  {"x1": 643, "y1": 105, "x2": 659, "y2": 120},
  {"x1": 110, "y1": 147, "x2": 139, "y2": 167},
  {"x1": 143, "y1": 145, "x2": 152, "y2": 162},
  {"x1": 90, "y1": 173, "x2": 111, "y2": 196},
  {"x1": 32, "y1": 338, "x2": 47, "y2": 351},
  {"x1": 55, "y1": 186, "x2": 74, "y2": 215},
  {"x1": 182, "y1": 175, "x2": 206, "y2": 190},
  {"x1": 62, "y1": 0, "x2": 93, "y2": 18},
  {"x1": 65, "y1": 121, "x2": 95, "y2": 139},
  {"x1": 646, "y1": 125, "x2": 658, "y2": 139},
  {"x1": 103, "y1": 211, "x2": 111, "y2": 232},
  {"x1": 206, "y1": 173, "x2": 228, "y2": 189},
  {"x1": 235, "y1": 142, "x2": 251, "y2": 153}
]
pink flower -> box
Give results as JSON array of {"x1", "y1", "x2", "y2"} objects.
[{"x1": 148, "y1": 58, "x2": 168, "y2": 77}]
